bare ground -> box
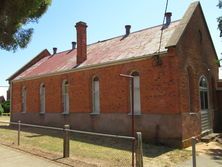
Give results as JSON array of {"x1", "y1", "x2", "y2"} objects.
[{"x1": 0, "y1": 116, "x2": 221, "y2": 167}]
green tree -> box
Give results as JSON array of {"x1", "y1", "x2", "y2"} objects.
[
  {"x1": 0, "y1": 0, "x2": 51, "y2": 51},
  {"x1": 0, "y1": 104, "x2": 4, "y2": 115},
  {"x1": 2, "y1": 101, "x2": 10, "y2": 113},
  {"x1": 218, "y1": 0, "x2": 222, "y2": 37}
]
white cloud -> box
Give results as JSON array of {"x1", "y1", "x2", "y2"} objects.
[{"x1": 0, "y1": 87, "x2": 8, "y2": 99}]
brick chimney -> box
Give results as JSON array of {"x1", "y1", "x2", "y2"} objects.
[{"x1": 75, "y1": 21, "x2": 87, "y2": 65}]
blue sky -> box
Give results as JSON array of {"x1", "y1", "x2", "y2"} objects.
[{"x1": 0, "y1": 0, "x2": 221, "y2": 97}]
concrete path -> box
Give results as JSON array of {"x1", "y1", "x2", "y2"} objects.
[
  {"x1": 0, "y1": 145, "x2": 64, "y2": 167},
  {"x1": 178, "y1": 154, "x2": 222, "y2": 167}
]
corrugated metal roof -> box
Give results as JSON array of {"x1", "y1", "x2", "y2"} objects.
[{"x1": 14, "y1": 21, "x2": 180, "y2": 80}]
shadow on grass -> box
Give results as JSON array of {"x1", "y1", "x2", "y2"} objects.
[{"x1": 0, "y1": 124, "x2": 174, "y2": 158}]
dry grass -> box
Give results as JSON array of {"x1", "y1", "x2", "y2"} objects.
[
  {"x1": 0, "y1": 116, "x2": 10, "y2": 122},
  {"x1": 0, "y1": 116, "x2": 191, "y2": 167}
]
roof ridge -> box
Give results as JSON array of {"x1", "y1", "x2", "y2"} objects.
[
  {"x1": 50, "y1": 49, "x2": 76, "y2": 56},
  {"x1": 53, "y1": 19, "x2": 181, "y2": 54},
  {"x1": 88, "y1": 20, "x2": 181, "y2": 46}
]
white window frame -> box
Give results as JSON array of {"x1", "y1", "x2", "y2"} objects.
[
  {"x1": 62, "y1": 80, "x2": 69, "y2": 114},
  {"x1": 40, "y1": 83, "x2": 45, "y2": 114},
  {"x1": 91, "y1": 76, "x2": 100, "y2": 115},
  {"x1": 199, "y1": 76, "x2": 209, "y2": 111},
  {"x1": 21, "y1": 86, "x2": 27, "y2": 113},
  {"x1": 129, "y1": 71, "x2": 141, "y2": 115}
]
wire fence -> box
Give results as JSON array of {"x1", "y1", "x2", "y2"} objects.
[{"x1": 0, "y1": 120, "x2": 143, "y2": 167}]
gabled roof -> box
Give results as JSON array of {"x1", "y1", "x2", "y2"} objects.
[
  {"x1": 0, "y1": 96, "x2": 5, "y2": 103},
  {"x1": 166, "y1": 1, "x2": 218, "y2": 61},
  {"x1": 166, "y1": 2, "x2": 199, "y2": 48},
  {"x1": 10, "y1": 1, "x2": 217, "y2": 81},
  {"x1": 12, "y1": 21, "x2": 180, "y2": 81},
  {"x1": 7, "y1": 49, "x2": 50, "y2": 81}
]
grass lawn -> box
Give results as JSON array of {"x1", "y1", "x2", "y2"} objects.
[
  {"x1": 0, "y1": 116, "x2": 191, "y2": 167},
  {"x1": 0, "y1": 115, "x2": 10, "y2": 122}
]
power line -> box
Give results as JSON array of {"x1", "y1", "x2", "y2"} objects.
[
  {"x1": 153, "y1": 0, "x2": 169, "y2": 66},
  {"x1": 157, "y1": 0, "x2": 169, "y2": 53}
]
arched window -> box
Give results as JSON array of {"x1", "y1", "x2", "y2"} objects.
[
  {"x1": 199, "y1": 76, "x2": 208, "y2": 110},
  {"x1": 62, "y1": 80, "x2": 69, "y2": 114},
  {"x1": 40, "y1": 83, "x2": 45, "y2": 114},
  {"x1": 21, "y1": 86, "x2": 27, "y2": 113},
  {"x1": 92, "y1": 76, "x2": 100, "y2": 114},
  {"x1": 130, "y1": 71, "x2": 141, "y2": 114}
]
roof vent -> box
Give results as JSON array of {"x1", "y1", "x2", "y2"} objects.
[
  {"x1": 125, "y1": 25, "x2": 131, "y2": 36},
  {"x1": 53, "y1": 47, "x2": 57, "y2": 54},
  {"x1": 72, "y1": 41, "x2": 76, "y2": 49},
  {"x1": 165, "y1": 12, "x2": 172, "y2": 26}
]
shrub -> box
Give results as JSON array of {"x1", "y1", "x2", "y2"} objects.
[
  {"x1": 2, "y1": 101, "x2": 10, "y2": 113},
  {"x1": 0, "y1": 104, "x2": 4, "y2": 115}
]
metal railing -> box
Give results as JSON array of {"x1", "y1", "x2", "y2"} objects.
[{"x1": 0, "y1": 120, "x2": 143, "y2": 167}]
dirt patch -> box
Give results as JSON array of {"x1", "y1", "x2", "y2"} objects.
[
  {"x1": 143, "y1": 148, "x2": 191, "y2": 167},
  {"x1": 185, "y1": 134, "x2": 222, "y2": 157}
]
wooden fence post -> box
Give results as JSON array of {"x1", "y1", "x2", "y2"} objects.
[
  {"x1": 18, "y1": 120, "x2": 21, "y2": 146},
  {"x1": 192, "y1": 137, "x2": 197, "y2": 167},
  {"x1": 63, "y1": 124, "x2": 70, "y2": 158},
  {"x1": 136, "y1": 132, "x2": 143, "y2": 167}
]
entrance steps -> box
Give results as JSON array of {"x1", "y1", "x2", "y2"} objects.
[{"x1": 201, "y1": 133, "x2": 220, "y2": 143}]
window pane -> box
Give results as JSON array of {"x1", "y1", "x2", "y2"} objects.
[
  {"x1": 64, "y1": 84, "x2": 68, "y2": 94},
  {"x1": 200, "y1": 77, "x2": 207, "y2": 88},
  {"x1": 93, "y1": 80, "x2": 100, "y2": 113},
  {"x1": 204, "y1": 91, "x2": 208, "y2": 109},
  {"x1": 22, "y1": 89, "x2": 26, "y2": 113},
  {"x1": 40, "y1": 86, "x2": 45, "y2": 113},
  {"x1": 133, "y1": 75, "x2": 141, "y2": 114},
  {"x1": 62, "y1": 81, "x2": 69, "y2": 113},
  {"x1": 199, "y1": 76, "x2": 208, "y2": 111},
  {"x1": 200, "y1": 91, "x2": 204, "y2": 110}
]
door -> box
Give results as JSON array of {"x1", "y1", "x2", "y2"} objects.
[{"x1": 199, "y1": 76, "x2": 211, "y2": 133}]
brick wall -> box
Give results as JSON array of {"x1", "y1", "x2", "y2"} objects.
[
  {"x1": 11, "y1": 53, "x2": 180, "y2": 115},
  {"x1": 175, "y1": 6, "x2": 219, "y2": 140},
  {"x1": 216, "y1": 81, "x2": 222, "y2": 132}
]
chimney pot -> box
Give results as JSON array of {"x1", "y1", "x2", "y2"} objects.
[
  {"x1": 165, "y1": 12, "x2": 172, "y2": 26},
  {"x1": 75, "y1": 21, "x2": 87, "y2": 65},
  {"x1": 125, "y1": 25, "x2": 131, "y2": 36},
  {"x1": 53, "y1": 47, "x2": 57, "y2": 54},
  {"x1": 72, "y1": 42, "x2": 76, "y2": 49}
]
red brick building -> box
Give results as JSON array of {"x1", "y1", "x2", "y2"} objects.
[{"x1": 8, "y1": 2, "x2": 220, "y2": 147}]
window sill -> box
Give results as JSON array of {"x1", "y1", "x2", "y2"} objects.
[
  {"x1": 90, "y1": 112, "x2": 100, "y2": 116},
  {"x1": 128, "y1": 112, "x2": 141, "y2": 116},
  {"x1": 62, "y1": 112, "x2": 69, "y2": 115},
  {"x1": 200, "y1": 109, "x2": 209, "y2": 111},
  {"x1": 189, "y1": 112, "x2": 198, "y2": 115}
]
